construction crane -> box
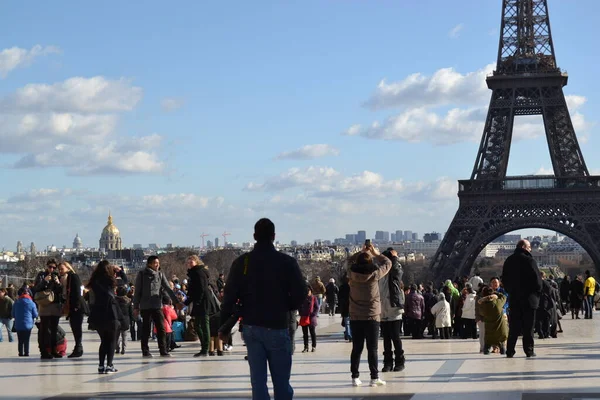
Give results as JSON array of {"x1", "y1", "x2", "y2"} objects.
[
  {"x1": 222, "y1": 231, "x2": 231, "y2": 247},
  {"x1": 200, "y1": 233, "x2": 210, "y2": 248}
]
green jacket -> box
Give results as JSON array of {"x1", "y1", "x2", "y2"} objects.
[{"x1": 0, "y1": 296, "x2": 14, "y2": 319}]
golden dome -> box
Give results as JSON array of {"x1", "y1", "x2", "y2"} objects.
[{"x1": 102, "y1": 212, "x2": 120, "y2": 236}]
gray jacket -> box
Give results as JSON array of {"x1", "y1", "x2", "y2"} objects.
[
  {"x1": 379, "y1": 274, "x2": 404, "y2": 321},
  {"x1": 133, "y1": 267, "x2": 178, "y2": 311}
]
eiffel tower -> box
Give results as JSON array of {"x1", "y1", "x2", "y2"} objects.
[{"x1": 430, "y1": 0, "x2": 600, "y2": 281}]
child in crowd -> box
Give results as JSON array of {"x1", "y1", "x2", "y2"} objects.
[
  {"x1": 160, "y1": 296, "x2": 178, "y2": 353},
  {"x1": 431, "y1": 293, "x2": 452, "y2": 339},
  {"x1": 11, "y1": 287, "x2": 38, "y2": 356},
  {"x1": 115, "y1": 286, "x2": 132, "y2": 355},
  {"x1": 299, "y1": 287, "x2": 318, "y2": 353},
  {"x1": 478, "y1": 286, "x2": 508, "y2": 355}
]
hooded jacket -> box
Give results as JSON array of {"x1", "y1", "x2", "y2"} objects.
[
  {"x1": 348, "y1": 255, "x2": 392, "y2": 321},
  {"x1": 12, "y1": 294, "x2": 38, "y2": 331},
  {"x1": 431, "y1": 295, "x2": 452, "y2": 328}
]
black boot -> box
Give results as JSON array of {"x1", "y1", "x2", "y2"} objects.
[
  {"x1": 394, "y1": 352, "x2": 405, "y2": 372},
  {"x1": 381, "y1": 351, "x2": 393, "y2": 372},
  {"x1": 68, "y1": 346, "x2": 83, "y2": 358}
]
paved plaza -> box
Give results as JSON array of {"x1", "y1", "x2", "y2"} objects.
[{"x1": 1, "y1": 314, "x2": 600, "y2": 399}]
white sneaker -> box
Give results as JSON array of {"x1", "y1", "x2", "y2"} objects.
[
  {"x1": 370, "y1": 378, "x2": 386, "y2": 387},
  {"x1": 352, "y1": 378, "x2": 362, "y2": 387}
]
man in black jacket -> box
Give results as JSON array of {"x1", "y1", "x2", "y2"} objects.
[
  {"x1": 502, "y1": 239, "x2": 543, "y2": 358},
  {"x1": 220, "y1": 218, "x2": 305, "y2": 400}
]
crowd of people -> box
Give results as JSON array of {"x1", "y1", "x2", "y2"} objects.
[{"x1": 0, "y1": 223, "x2": 597, "y2": 400}]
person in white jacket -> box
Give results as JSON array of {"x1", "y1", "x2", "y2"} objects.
[
  {"x1": 460, "y1": 283, "x2": 477, "y2": 339},
  {"x1": 431, "y1": 294, "x2": 452, "y2": 339}
]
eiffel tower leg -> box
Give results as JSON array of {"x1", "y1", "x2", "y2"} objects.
[{"x1": 541, "y1": 87, "x2": 589, "y2": 177}]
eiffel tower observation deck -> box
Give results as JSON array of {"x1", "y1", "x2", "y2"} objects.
[{"x1": 430, "y1": 0, "x2": 600, "y2": 281}]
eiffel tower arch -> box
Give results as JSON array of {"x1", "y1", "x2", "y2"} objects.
[{"x1": 430, "y1": 0, "x2": 600, "y2": 280}]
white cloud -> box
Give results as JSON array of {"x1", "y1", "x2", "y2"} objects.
[
  {"x1": 448, "y1": 24, "x2": 464, "y2": 38},
  {"x1": 3, "y1": 76, "x2": 142, "y2": 113},
  {"x1": 13, "y1": 135, "x2": 164, "y2": 175},
  {"x1": 364, "y1": 63, "x2": 494, "y2": 110},
  {"x1": 161, "y1": 97, "x2": 185, "y2": 112},
  {"x1": 0, "y1": 76, "x2": 164, "y2": 175},
  {"x1": 275, "y1": 144, "x2": 340, "y2": 160},
  {"x1": 349, "y1": 77, "x2": 591, "y2": 145},
  {"x1": 344, "y1": 107, "x2": 486, "y2": 144},
  {"x1": 0, "y1": 45, "x2": 60, "y2": 78},
  {"x1": 245, "y1": 166, "x2": 407, "y2": 199},
  {"x1": 535, "y1": 166, "x2": 554, "y2": 175}
]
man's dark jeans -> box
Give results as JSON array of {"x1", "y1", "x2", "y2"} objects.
[
  {"x1": 350, "y1": 320, "x2": 380, "y2": 380},
  {"x1": 140, "y1": 309, "x2": 168, "y2": 355},
  {"x1": 507, "y1": 303, "x2": 536, "y2": 356},
  {"x1": 243, "y1": 324, "x2": 293, "y2": 400},
  {"x1": 381, "y1": 320, "x2": 404, "y2": 363}
]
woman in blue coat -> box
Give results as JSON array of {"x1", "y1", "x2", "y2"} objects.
[{"x1": 12, "y1": 286, "x2": 39, "y2": 356}]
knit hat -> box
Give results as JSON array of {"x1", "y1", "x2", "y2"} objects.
[{"x1": 18, "y1": 287, "x2": 31, "y2": 296}]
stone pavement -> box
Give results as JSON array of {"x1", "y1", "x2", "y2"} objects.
[{"x1": 1, "y1": 313, "x2": 600, "y2": 399}]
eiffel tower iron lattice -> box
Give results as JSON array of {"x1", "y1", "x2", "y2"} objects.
[{"x1": 430, "y1": 0, "x2": 600, "y2": 281}]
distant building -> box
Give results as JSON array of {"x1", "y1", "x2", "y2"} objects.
[
  {"x1": 99, "y1": 212, "x2": 123, "y2": 251},
  {"x1": 73, "y1": 233, "x2": 83, "y2": 250},
  {"x1": 215, "y1": 238, "x2": 219, "y2": 248},
  {"x1": 166, "y1": 243, "x2": 173, "y2": 250},
  {"x1": 206, "y1": 240, "x2": 213, "y2": 249},
  {"x1": 345, "y1": 234, "x2": 356, "y2": 244},
  {"x1": 291, "y1": 240, "x2": 298, "y2": 247},
  {"x1": 493, "y1": 234, "x2": 522, "y2": 243},
  {"x1": 404, "y1": 231, "x2": 413, "y2": 241},
  {"x1": 132, "y1": 244, "x2": 143, "y2": 249},
  {"x1": 412, "y1": 232, "x2": 418, "y2": 241},
  {"x1": 148, "y1": 243, "x2": 159, "y2": 250},
  {"x1": 391, "y1": 233, "x2": 397, "y2": 242},
  {"x1": 356, "y1": 231, "x2": 367, "y2": 244},
  {"x1": 16, "y1": 241, "x2": 23, "y2": 254},
  {"x1": 424, "y1": 232, "x2": 440, "y2": 243},
  {"x1": 396, "y1": 230, "x2": 403, "y2": 242},
  {"x1": 30, "y1": 242, "x2": 36, "y2": 256}
]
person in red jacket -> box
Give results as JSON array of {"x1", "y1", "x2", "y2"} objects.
[{"x1": 154, "y1": 296, "x2": 178, "y2": 353}]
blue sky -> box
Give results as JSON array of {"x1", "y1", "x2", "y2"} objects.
[{"x1": 1, "y1": 1, "x2": 599, "y2": 249}]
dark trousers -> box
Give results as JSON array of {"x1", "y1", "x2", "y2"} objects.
[
  {"x1": 381, "y1": 320, "x2": 404, "y2": 364},
  {"x1": 39, "y1": 316, "x2": 60, "y2": 355},
  {"x1": 69, "y1": 310, "x2": 84, "y2": 350},
  {"x1": 17, "y1": 330, "x2": 32, "y2": 356},
  {"x1": 327, "y1": 302, "x2": 336, "y2": 316},
  {"x1": 141, "y1": 309, "x2": 168, "y2": 355},
  {"x1": 97, "y1": 321, "x2": 119, "y2": 366},
  {"x1": 507, "y1": 304, "x2": 536, "y2": 356},
  {"x1": 460, "y1": 318, "x2": 477, "y2": 339},
  {"x1": 439, "y1": 327, "x2": 451, "y2": 339},
  {"x1": 407, "y1": 317, "x2": 423, "y2": 339},
  {"x1": 536, "y1": 311, "x2": 551, "y2": 339},
  {"x1": 130, "y1": 317, "x2": 142, "y2": 341},
  {"x1": 193, "y1": 314, "x2": 210, "y2": 353},
  {"x1": 302, "y1": 325, "x2": 316, "y2": 348},
  {"x1": 350, "y1": 320, "x2": 380, "y2": 380}
]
